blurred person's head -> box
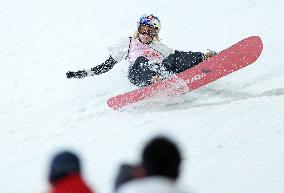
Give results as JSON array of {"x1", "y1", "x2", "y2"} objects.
[
  {"x1": 48, "y1": 151, "x2": 81, "y2": 185},
  {"x1": 142, "y1": 136, "x2": 181, "y2": 180},
  {"x1": 114, "y1": 136, "x2": 182, "y2": 191}
]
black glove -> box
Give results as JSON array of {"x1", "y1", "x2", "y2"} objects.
[{"x1": 66, "y1": 70, "x2": 88, "y2": 79}]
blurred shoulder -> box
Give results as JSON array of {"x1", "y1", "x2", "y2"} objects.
[{"x1": 116, "y1": 177, "x2": 187, "y2": 193}]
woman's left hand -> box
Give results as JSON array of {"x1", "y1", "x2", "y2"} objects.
[{"x1": 204, "y1": 50, "x2": 217, "y2": 60}]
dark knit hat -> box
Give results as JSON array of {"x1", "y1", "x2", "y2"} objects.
[
  {"x1": 49, "y1": 151, "x2": 81, "y2": 184},
  {"x1": 142, "y1": 136, "x2": 181, "y2": 179}
]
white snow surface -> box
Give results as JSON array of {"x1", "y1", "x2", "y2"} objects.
[{"x1": 1, "y1": 0, "x2": 284, "y2": 193}]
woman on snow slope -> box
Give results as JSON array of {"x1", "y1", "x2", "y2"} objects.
[{"x1": 66, "y1": 14, "x2": 216, "y2": 87}]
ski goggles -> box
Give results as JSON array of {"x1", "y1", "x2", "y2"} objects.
[{"x1": 138, "y1": 25, "x2": 158, "y2": 37}]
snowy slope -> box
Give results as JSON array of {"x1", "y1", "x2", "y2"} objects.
[{"x1": 0, "y1": 0, "x2": 284, "y2": 193}]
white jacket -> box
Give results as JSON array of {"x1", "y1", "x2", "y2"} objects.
[
  {"x1": 107, "y1": 38, "x2": 175, "y2": 64},
  {"x1": 116, "y1": 177, "x2": 188, "y2": 193}
]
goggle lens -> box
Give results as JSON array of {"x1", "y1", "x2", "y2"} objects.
[{"x1": 138, "y1": 25, "x2": 158, "y2": 37}]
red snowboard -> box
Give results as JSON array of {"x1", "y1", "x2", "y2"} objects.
[{"x1": 107, "y1": 36, "x2": 263, "y2": 110}]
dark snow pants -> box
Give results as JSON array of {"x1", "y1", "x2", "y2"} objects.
[{"x1": 128, "y1": 50, "x2": 204, "y2": 87}]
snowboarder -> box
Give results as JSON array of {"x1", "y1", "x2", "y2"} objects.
[{"x1": 66, "y1": 14, "x2": 217, "y2": 87}]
